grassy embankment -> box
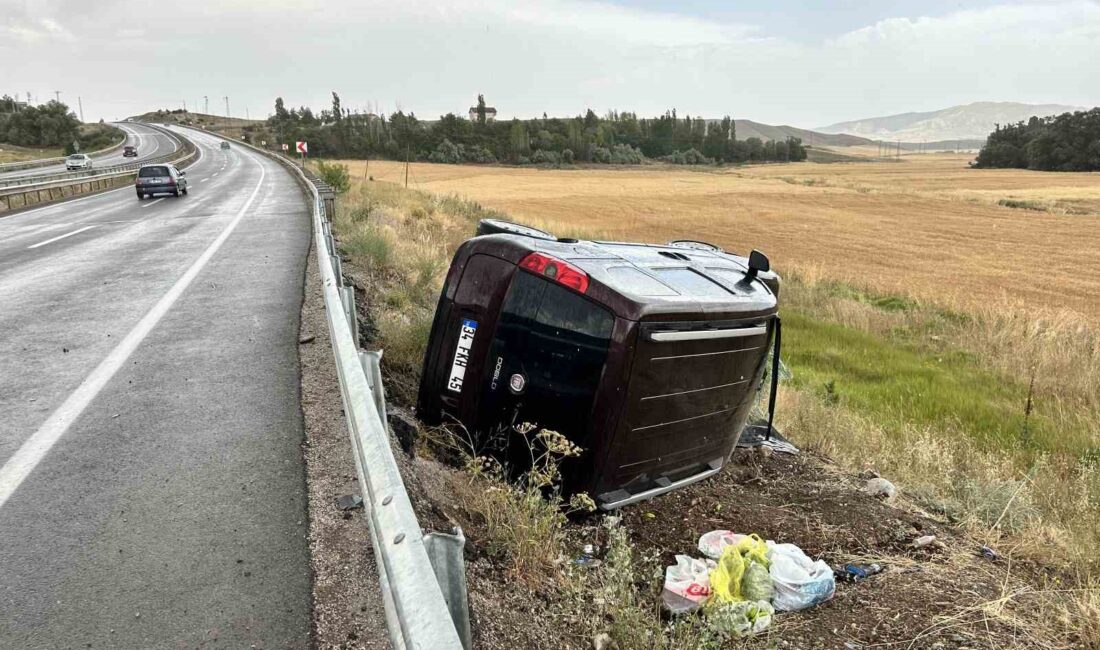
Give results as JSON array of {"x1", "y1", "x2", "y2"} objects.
[{"x1": 320, "y1": 161, "x2": 1098, "y2": 646}]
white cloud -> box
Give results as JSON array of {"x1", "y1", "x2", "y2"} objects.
[
  {"x1": 1, "y1": 16, "x2": 74, "y2": 44},
  {"x1": 2, "y1": 1, "x2": 1097, "y2": 125}
]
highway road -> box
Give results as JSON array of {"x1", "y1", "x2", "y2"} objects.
[
  {"x1": 0, "y1": 123, "x2": 178, "y2": 182},
  {"x1": 0, "y1": 127, "x2": 314, "y2": 647}
]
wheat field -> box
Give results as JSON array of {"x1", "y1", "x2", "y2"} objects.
[{"x1": 338, "y1": 153, "x2": 1100, "y2": 322}]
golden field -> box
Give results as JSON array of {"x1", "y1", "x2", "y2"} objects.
[{"x1": 337, "y1": 153, "x2": 1100, "y2": 322}]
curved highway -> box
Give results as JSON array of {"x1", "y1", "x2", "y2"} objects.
[
  {"x1": 0, "y1": 122, "x2": 180, "y2": 182},
  {"x1": 0, "y1": 127, "x2": 313, "y2": 647}
]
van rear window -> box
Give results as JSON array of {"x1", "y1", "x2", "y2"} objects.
[
  {"x1": 481, "y1": 272, "x2": 614, "y2": 447},
  {"x1": 139, "y1": 166, "x2": 169, "y2": 177}
]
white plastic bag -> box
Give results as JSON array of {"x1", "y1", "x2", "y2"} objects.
[
  {"x1": 662, "y1": 555, "x2": 716, "y2": 614},
  {"x1": 767, "y1": 543, "x2": 836, "y2": 611},
  {"x1": 698, "y1": 530, "x2": 747, "y2": 559}
]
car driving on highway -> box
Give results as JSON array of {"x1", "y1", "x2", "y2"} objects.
[
  {"x1": 135, "y1": 164, "x2": 188, "y2": 199},
  {"x1": 220, "y1": 141, "x2": 231, "y2": 150},
  {"x1": 123, "y1": 145, "x2": 138, "y2": 157},
  {"x1": 65, "y1": 154, "x2": 93, "y2": 170}
]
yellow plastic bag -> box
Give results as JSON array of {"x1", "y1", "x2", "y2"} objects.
[{"x1": 708, "y1": 534, "x2": 770, "y2": 606}]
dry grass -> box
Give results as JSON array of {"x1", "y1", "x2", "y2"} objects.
[
  {"x1": 328, "y1": 160, "x2": 1100, "y2": 647},
  {"x1": 338, "y1": 155, "x2": 1100, "y2": 322},
  {"x1": 0, "y1": 143, "x2": 62, "y2": 164}
]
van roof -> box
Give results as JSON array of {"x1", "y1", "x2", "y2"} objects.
[{"x1": 475, "y1": 234, "x2": 780, "y2": 321}]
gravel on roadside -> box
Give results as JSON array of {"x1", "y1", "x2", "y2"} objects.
[{"x1": 298, "y1": 243, "x2": 389, "y2": 649}]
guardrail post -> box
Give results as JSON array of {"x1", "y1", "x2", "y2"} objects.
[
  {"x1": 423, "y1": 528, "x2": 472, "y2": 650},
  {"x1": 341, "y1": 285, "x2": 359, "y2": 345},
  {"x1": 358, "y1": 350, "x2": 388, "y2": 428},
  {"x1": 332, "y1": 255, "x2": 344, "y2": 285}
]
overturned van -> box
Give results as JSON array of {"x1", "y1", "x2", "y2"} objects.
[{"x1": 417, "y1": 220, "x2": 780, "y2": 510}]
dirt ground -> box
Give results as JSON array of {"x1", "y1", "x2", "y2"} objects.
[
  {"x1": 400, "y1": 444, "x2": 1051, "y2": 650},
  {"x1": 338, "y1": 156, "x2": 1100, "y2": 323}
]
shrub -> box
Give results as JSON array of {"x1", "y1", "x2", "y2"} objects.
[
  {"x1": 315, "y1": 160, "x2": 351, "y2": 193},
  {"x1": 663, "y1": 148, "x2": 713, "y2": 165},
  {"x1": 428, "y1": 138, "x2": 461, "y2": 164},
  {"x1": 529, "y1": 149, "x2": 562, "y2": 165},
  {"x1": 461, "y1": 144, "x2": 497, "y2": 164}
]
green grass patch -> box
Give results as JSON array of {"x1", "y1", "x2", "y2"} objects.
[{"x1": 783, "y1": 309, "x2": 1061, "y2": 453}]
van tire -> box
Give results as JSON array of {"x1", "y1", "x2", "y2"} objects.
[{"x1": 476, "y1": 219, "x2": 556, "y2": 240}]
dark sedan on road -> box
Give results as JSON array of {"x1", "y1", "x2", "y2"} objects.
[
  {"x1": 136, "y1": 164, "x2": 188, "y2": 199},
  {"x1": 123, "y1": 145, "x2": 138, "y2": 157}
]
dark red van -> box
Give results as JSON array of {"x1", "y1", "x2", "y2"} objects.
[{"x1": 417, "y1": 221, "x2": 780, "y2": 509}]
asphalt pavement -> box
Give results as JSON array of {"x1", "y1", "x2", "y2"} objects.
[
  {"x1": 0, "y1": 127, "x2": 314, "y2": 648},
  {"x1": 0, "y1": 123, "x2": 177, "y2": 182}
]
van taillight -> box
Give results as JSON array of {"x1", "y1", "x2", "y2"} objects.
[{"x1": 519, "y1": 252, "x2": 589, "y2": 294}]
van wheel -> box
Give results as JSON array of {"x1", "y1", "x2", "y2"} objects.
[
  {"x1": 173, "y1": 189, "x2": 181, "y2": 197},
  {"x1": 476, "y1": 219, "x2": 556, "y2": 240},
  {"x1": 182, "y1": 187, "x2": 188, "y2": 195}
]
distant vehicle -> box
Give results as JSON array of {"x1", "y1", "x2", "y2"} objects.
[
  {"x1": 135, "y1": 164, "x2": 188, "y2": 199},
  {"x1": 65, "y1": 154, "x2": 92, "y2": 171},
  {"x1": 122, "y1": 145, "x2": 138, "y2": 157},
  {"x1": 220, "y1": 141, "x2": 231, "y2": 150}
]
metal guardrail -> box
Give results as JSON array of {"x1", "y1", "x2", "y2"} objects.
[
  {"x1": 0, "y1": 125, "x2": 196, "y2": 212},
  {"x1": 0, "y1": 125, "x2": 186, "y2": 190},
  {"x1": 212, "y1": 130, "x2": 470, "y2": 649},
  {"x1": 0, "y1": 129, "x2": 130, "y2": 173}
]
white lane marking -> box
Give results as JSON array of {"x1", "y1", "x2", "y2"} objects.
[
  {"x1": 141, "y1": 198, "x2": 165, "y2": 208},
  {"x1": 0, "y1": 157, "x2": 268, "y2": 509},
  {"x1": 212, "y1": 172, "x2": 219, "y2": 177},
  {"x1": 26, "y1": 225, "x2": 97, "y2": 249}
]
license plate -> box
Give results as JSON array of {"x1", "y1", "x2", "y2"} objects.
[{"x1": 447, "y1": 318, "x2": 477, "y2": 393}]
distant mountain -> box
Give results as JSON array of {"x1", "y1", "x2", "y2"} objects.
[
  {"x1": 816, "y1": 102, "x2": 1084, "y2": 143},
  {"x1": 733, "y1": 120, "x2": 873, "y2": 147}
]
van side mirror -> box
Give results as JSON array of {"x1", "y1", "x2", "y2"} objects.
[{"x1": 746, "y1": 249, "x2": 770, "y2": 278}]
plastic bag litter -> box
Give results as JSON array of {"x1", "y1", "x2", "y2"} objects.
[
  {"x1": 709, "y1": 535, "x2": 770, "y2": 605},
  {"x1": 768, "y1": 543, "x2": 836, "y2": 611},
  {"x1": 742, "y1": 559, "x2": 775, "y2": 602},
  {"x1": 662, "y1": 555, "x2": 716, "y2": 614},
  {"x1": 707, "y1": 599, "x2": 775, "y2": 638},
  {"x1": 698, "y1": 530, "x2": 745, "y2": 559}
]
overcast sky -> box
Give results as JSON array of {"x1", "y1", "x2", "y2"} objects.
[{"x1": 2, "y1": 0, "x2": 1098, "y2": 126}]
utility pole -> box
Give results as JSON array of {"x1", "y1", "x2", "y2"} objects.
[
  {"x1": 405, "y1": 145, "x2": 410, "y2": 188},
  {"x1": 77, "y1": 96, "x2": 85, "y2": 122},
  {"x1": 54, "y1": 90, "x2": 61, "y2": 103},
  {"x1": 183, "y1": 99, "x2": 187, "y2": 113},
  {"x1": 245, "y1": 106, "x2": 249, "y2": 121},
  {"x1": 224, "y1": 96, "x2": 230, "y2": 128},
  {"x1": 204, "y1": 95, "x2": 209, "y2": 115}
]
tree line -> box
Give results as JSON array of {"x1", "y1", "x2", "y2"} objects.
[
  {"x1": 974, "y1": 108, "x2": 1100, "y2": 171},
  {"x1": 0, "y1": 96, "x2": 118, "y2": 153},
  {"x1": 257, "y1": 93, "x2": 807, "y2": 166}
]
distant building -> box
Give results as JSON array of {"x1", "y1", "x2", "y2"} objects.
[{"x1": 468, "y1": 105, "x2": 497, "y2": 122}]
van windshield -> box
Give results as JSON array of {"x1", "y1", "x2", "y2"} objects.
[{"x1": 139, "y1": 166, "x2": 169, "y2": 177}]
